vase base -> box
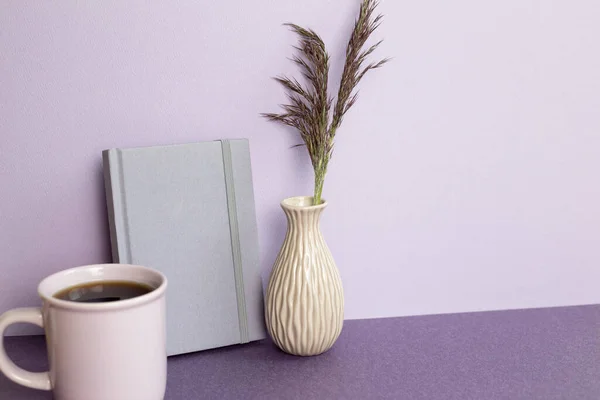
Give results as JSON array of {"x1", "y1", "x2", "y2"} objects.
[{"x1": 276, "y1": 344, "x2": 337, "y2": 357}]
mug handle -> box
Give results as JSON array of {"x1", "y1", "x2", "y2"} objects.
[{"x1": 0, "y1": 308, "x2": 51, "y2": 390}]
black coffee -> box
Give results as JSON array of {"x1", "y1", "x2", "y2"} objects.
[{"x1": 53, "y1": 281, "x2": 154, "y2": 303}]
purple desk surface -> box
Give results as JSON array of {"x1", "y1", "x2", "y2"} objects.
[{"x1": 2, "y1": 305, "x2": 600, "y2": 399}]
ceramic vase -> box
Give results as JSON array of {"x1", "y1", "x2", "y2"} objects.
[{"x1": 265, "y1": 196, "x2": 344, "y2": 356}]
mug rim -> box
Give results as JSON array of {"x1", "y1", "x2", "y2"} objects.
[{"x1": 38, "y1": 263, "x2": 167, "y2": 311}]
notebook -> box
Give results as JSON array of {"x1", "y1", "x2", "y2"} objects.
[{"x1": 102, "y1": 139, "x2": 266, "y2": 356}]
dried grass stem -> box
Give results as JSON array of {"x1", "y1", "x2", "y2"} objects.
[{"x1": 263, "y1": 0, "x2": 388, "y2": 205}]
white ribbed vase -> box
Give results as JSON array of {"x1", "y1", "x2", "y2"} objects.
[{"x1": 265, "y1": 196, "x2": 344, "y2": 356}]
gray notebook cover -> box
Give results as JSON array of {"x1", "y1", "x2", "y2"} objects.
[{"x1": 102, "y1": 139, "x2": 266, "y2": 356}]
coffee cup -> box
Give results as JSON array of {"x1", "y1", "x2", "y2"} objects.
[{"x1": 0, "y1": 263, "x2": 167, "y2": 400}]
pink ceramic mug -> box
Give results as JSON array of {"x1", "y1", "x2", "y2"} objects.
[{"x1": 0, "y1": 264, "x2": 167, "y2": 400}]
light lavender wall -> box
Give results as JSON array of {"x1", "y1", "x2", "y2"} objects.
[{"x1": 1, "y1": 1, "x2": 600, "y2": 336}]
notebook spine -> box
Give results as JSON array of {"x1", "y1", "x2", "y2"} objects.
[{"x1": 102, "y1": 149, "x2": 131, "y2": 264}]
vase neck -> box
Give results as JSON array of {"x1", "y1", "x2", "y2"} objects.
[{"x1": 281, "y1": 204, "x2": 325, "y2": 232}]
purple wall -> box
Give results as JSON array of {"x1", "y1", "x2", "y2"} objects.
[{"x1": 2, "y1": 1, "x2": 600, "y2": 335}]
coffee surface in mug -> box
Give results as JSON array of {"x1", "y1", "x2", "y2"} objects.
[{"x1": 53, "y1": 280, "x2": 154, "y2": 303}]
